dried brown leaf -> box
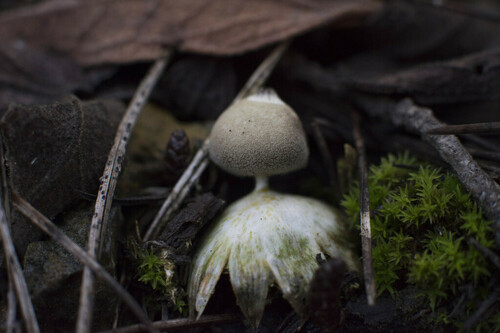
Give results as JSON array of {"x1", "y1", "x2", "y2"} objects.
[
  {"x1": 346, "y1": 49, "x2": 500, "y2": 105},
  {"x1": 0, "y1": 40, "x2": 87, "y2": 110},
  {"x1": 1, "y1": 96, "x2": 125, "y2": 256},
  {"x1": 0, "y1": 0, "x2": 381, "y2": 66}
]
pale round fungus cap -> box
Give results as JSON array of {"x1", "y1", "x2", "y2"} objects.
[{"x1": 209, "y1": 89, "x2": 309, "y2": 177}]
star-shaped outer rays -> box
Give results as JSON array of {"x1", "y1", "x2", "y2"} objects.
[{"x1": 188, "y1": 189, "x2": 358, "y2": 329}]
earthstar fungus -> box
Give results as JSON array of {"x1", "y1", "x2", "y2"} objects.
[{"x1": 188, "y1": 89, "x2": 357, "y2": 328}]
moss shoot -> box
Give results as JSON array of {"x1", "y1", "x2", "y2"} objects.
[{"x1": 341, "y1": 153, "x2": 498, "y2": 331}]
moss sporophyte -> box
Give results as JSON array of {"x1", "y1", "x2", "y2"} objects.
[
  {"x1": 341, "y1": 153, "x2": 498, "y2": 330},
  {"x1": 187, "y1": 90, "x2": 358, "y2": 328}
]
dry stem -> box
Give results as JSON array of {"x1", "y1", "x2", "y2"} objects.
[
  {"x1": 468, "y1": 237, "x2": 500, "y2": 271},
  {"x1": 6, "y1": 280, "x2": 17, "y2": 333},
  {"x1": 98, "y1": 314, "x2": 239, "y2": 333},
  {"x1": 351, "y1": 110, "x2": 376, "y2": 306},
  {"x1": 427, "y1": 122, "x2": 500, "y2": 135},
  {"x1": 0, "y1": 135, "x2": 40, "y2": 333},
  {"x1": 353, "y1": 96, "x2": 500, "y2": 246},
  {"x1": 233, "y1": 40, "x2": 290, "y2": 102},
  {"x1": 463, "y1": 288, "x2": 499, "y2": 329},
  {"x1": 311, "y1": 119, "x2": 340, "y2": 202},
  {"x1": 11, "y1": 192, "x2": 156, "y2": 333},
  {"x1": 77, "y1": 54, "x2": 171, "y2": 333},
  {"x1": 0, "y1": 209, "x2": 40, "y2": 333},
  {"x1": 143, "y1": 140, "x2": 210, "y2": 241}
]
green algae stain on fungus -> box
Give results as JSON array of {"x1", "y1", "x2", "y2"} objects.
[
  {"x1": 189, "y1": 188, "x2": 357, "y2": 328},
  {"x1": 275, "y1": 235, "x2": 312, "y2": 260},
  {"x1": 323, "y1": 225, "x2": 351, "y2": 252}
]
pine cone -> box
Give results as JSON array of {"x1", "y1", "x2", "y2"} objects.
[{"x1": 164, "y1": 129, "x2": 190, "y2": 186}]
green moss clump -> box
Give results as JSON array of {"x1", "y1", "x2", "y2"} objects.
[
  {"x1": 341, "y1": 153, "x2": 498, "y2": 330},
  {"x1": 136, "y1": 248, "x2": 168, "y2": 291},
  {"x1": 131, "y1": 242, "x2": 188, "y2": 316}
]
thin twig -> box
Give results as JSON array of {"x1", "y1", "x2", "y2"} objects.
[
  {"x1": 351, "y1": 110, "x2": 376, "y2": 306},
  {"x1": 427, "y1": 122, "x2": 500, "y2": 135},
  {"x1": 0, "y1": 135, "x2": 10, "y2": 219},
  {"x1": 98, "y1": 314, "x2": 240, "y2": 333},
  {"x1": 6, "y1": 271, "x2": 17, "y2": 333},
  {"x1": 3, "y1": 134, "x2": 17, "y2": 333},
  {"x1": 233, "y1": 40, "x2": 290, "y2": 102},
  {"x1": 10, "y1": 192, "x2": 157, "y2": 333},
  {"x1": 463, "y1": 288, "x2": 499, "y2": 330},
  {"x1": 468, "y1": 237, "x2": 500, "y2": 271},
  {"x1": 0, "y1": 202, "x2": 40, "y2": 333},
  {"x1": 172, "y1": 158, "x2": 210, "y2": 211},
  {"x1": 466, "y1": 148, "x2": 500, "y2": 163},
  {"x1": 0, "y1": 136, "x2": 40, "y2": 333},
  {"x1": 311, "y1": 119, "x2": 341, "y2": 202},
  {"x1": 480, "y1": 163, "x2": 500, "y2": 181},
  {"x1": 76, "y1": 189, "x2": 169, "y2": 206},
  {"x1": 146, "y1": 158, "x2": 210, "y2": 241},
  {"x1": 462, "y1": 134, "x2": 500, "y2": 153},
  {"x1": 143, "y1": 140, "x2": 210, "y2": 241},
  {"x1": 352, "y1": 96, "x2": 500, "y2": 247},
  {"x1": 143, "y1": 41, "x2": 290, "y2": 241},
  {"x1": 275, "y1": 312, "x2": 300, "y2": 333},
  {"x1": 111, "y1": 266, "x2": 130, "y2": 329},
  {"x1": 77, "y1": 54, "x2": 171, "y2": 333}
]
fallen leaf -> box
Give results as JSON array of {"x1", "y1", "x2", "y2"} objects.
[
  {"x1": 0, "y1": 0, "x2": 381, "y2": 66},
  {"x1": 0, "y1": 40, "x2": 87, "y2": 110},
  {"x1": 23, "y1": 204, "x2": 122, "y2": 331},
  {"x1": 1, "y1": 96, "x2": 125, "y2": 256},
  {"x1": 345, "y1": 48, "x2": 500, "y2": 105},
  {"x1": 355, "y1": 1, "x2": 500, "y2": 62}
]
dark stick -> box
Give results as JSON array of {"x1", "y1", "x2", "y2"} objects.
[
  {"x1": 3, "y1": 134, "x2": 16, "y2": 333},
  {"x1": 78, "y1": 55, "x2": 171, "y2": 333},
  {"x1": 11, "y1": 192, "x2": 157, "y2": 333},
  {"x1": 76, "y1": 190, "x2": 169, "y2": 206},
  {"x1": 462, "y1": 134, "x2": 500, "y2": 153},
  {"x1": 6, "y1": 279, "x2": 17, "y2": 333},
  {"x1": 466, "y1": 148, "x2": 500, "y2": 163},
  {"x1": 97, "y1": 314, "x2": 240, "y2": 333},
  {"x1": 234, "y1": 40, "x2": 290, "y2": 102},
  {"x1": 0, "y1": 135, "x2": 40, "y2": 333},
  {"x1": 353, "y1": 96, "x2": 500, "y2": 247},
  {"x1": 351, "y1": 110, "x2": 376, "y2": 306},
  {"x1": 0, "y1": 212, "x2": 40, "y2": 333},
  {"x1": 311, "y1": 119, "x2": 341, "y2": 202},
  {"x1": 275, "y1": 312, "x2": 300, "y2": 333},
  {"x1": 427, "y1": 122, "x2": 500, "y2": 135},
  {"x1": 468, "y1": 238, "x2": 500, "y2": 271},
  {"x1": 463, "y1": 289, "x2": 499, "y2": 330}
]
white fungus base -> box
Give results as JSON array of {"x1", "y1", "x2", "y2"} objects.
[{"x1": 188, "y1": 188, "x2": 357, "y2": 328}]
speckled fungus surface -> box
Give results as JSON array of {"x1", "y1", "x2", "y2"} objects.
[
  {"x1": 188, "y1": 89, "x2": 357, "y2": 329},
  {"x1": 208, "y1": 90, "x2": 309, "y2": 177}
]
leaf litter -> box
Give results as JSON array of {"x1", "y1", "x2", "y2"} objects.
[{"x1": 0, "y1": 0, "x2": 499, "y2": 332}]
